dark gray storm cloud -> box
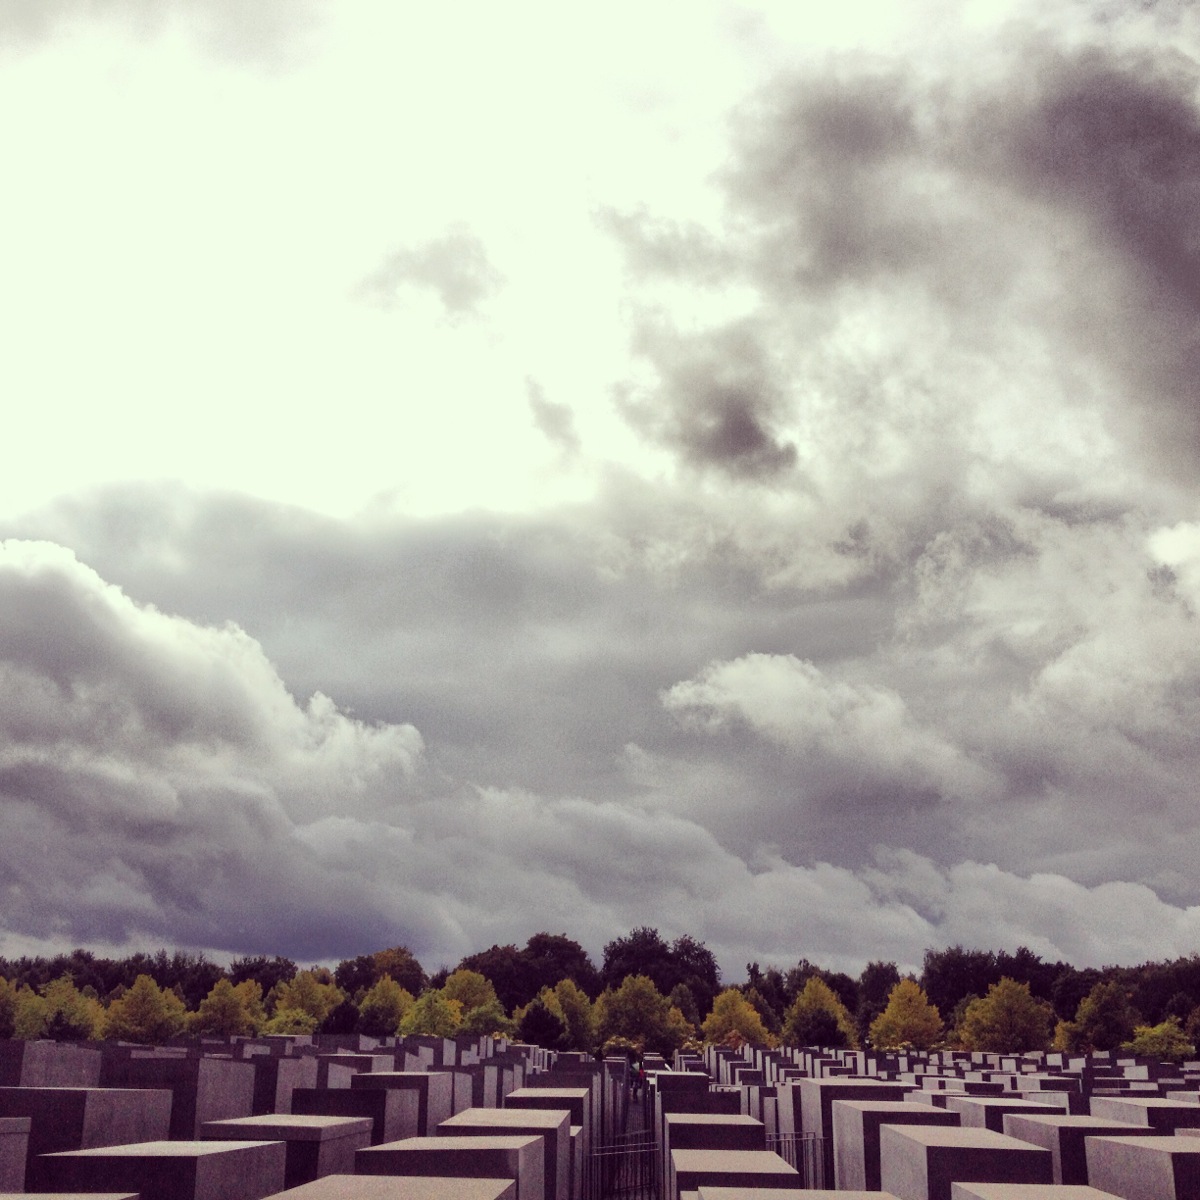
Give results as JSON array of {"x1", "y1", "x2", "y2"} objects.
[
  {"x1": 619, "y1": 320, "x2": 800, "y2": 481},
  {"x1": 355, "y1": 228, "x2": 504, "y2": 319}
]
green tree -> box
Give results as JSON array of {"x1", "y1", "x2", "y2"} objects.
[
  {"x1": 371, "y1": 947, "x2": 427, "y2": 997},
  {"x1": 702, "y1": 989, "x2": 773, "y2": 1046},
  {"x1": 958, "y1": 978, "x2": 1053, "y2": 1052},
  {"x1": 0, "y1": 978, "x2": 16, "y2": 1039},
  {"x1": 41, "y1": 975, "x2": 103, "y2": 1040},
  {"x1": 459, "y1": 998, "x2": 514, "y2": 1037},
  {"x1": 782, "y1": 976, "x2": 858, "y2": 1048},
  {"x1": 1123, "y1": 1016, "x2": 1194, "y2": 1061},
  {"x1": 357, "y1": 976, "x2": 415, "y2": 1037},
  {"x1": 518, "y1": 998, "x2": 568, "y2": 1049},
  {"x1": 263, "y1": 1006, "x2": 319, "y2": 1034},
  {"x1": 270, "y1": 971, "x2": 344, "y2": 1024},
  {"x1": 400, "y1": 990, "x2": 461, "y2": 1037},
  {"x1": 441, "y1": 970, "x2": 499, "y2": 1014},
  {"x1": 188, "y1": 978, "x2": 260, "y2": 1037},
  {"x1": 857, "y1": 960, "x2": 902, "y2": 1044},
  {"x1": 102, "y1": 975, "x2": 187, "y2": 1043},
  {"x1": 1055, "y1": 980, "x2": 1140, "y2": 1053},
  {"x1": 552, "y1": 978, "x2": 597, "y2": 1052},
  {"x1": 869, "y1": 979, "x2": 943, "y2": 1050},
  {"x1": 921, "y1": 946, "x2": 1000, "y2": 1020},
  {"x1": 594, "y1": 974, "x2": 689, "y2": 1057}
]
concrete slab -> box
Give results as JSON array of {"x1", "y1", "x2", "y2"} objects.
[
  {"x1": 831, "y1": 1099, "x2": 961, "y2": 1190},
  {"x1": 36, "y1": 1139, "x2": 286, "y2": 1200},
  {"x1": 356, "y1": 1135, "x2": 542, "y2": 1200},
  {"x1": 1001, "y1": 1114, "x2": 1171, "y2": 1184},
  {"x1": 265, "y1": 1178, "x2": 517, "y2": 1200},
  {"x1": 201, "y1": 1114, "x2": 373, "y2": 1189},
  {"x1": 1085, "y1": 1134, "x2": 1200, "y2": 1200},
  {"x1": 879, "y1": 1124, "x2": 1053, "y2": 1200}
]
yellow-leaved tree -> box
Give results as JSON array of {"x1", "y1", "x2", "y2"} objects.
[{"x1": 869, "y1": 979, "x2": 942, "y2": 1050}]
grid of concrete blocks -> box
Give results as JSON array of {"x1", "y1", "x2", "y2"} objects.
[{"x1": 2, "y1": 1038, "x2": 1200, "y2": 1200}]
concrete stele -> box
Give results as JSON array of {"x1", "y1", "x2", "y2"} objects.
[
  {"x1": 879, "y1": 1123, "x2": 1053, "y2": 1200},
  {"x1": 356, "y1": 1135, "x2": 543, "y2": 1200},
  {"x1": 1001, "y1": 1113, "x2": 1172, "y2": 1185},
  {"x1": 1085, "y1": 1134, "x2": 1200, "y2": 1200},
  {"x1": 36, "y1": 1139, "x2": 287, "y2": 1200},
  {"x1": 439, "y1": 1106, "x2": 571, "y2": 1200},
  {"x1": 670, "y1": 1149, "x2": 800, "y2": 1200},
  {"x1": 831, "y1": 1099, "x2": 961, "y2": 1190},
  {"x1": 263, "y1": 1177, "x2": 517, "y2": 1200},
  {"x1": 200, "y1": 1114, "x2": 374, "y2": 1189}
]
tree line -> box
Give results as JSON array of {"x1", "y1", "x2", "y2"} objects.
[{"x1": 3, "y1": 933, "x2": 1200, "y2": 1058}]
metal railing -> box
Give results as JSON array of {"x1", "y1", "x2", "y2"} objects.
[
  {"x1": 584, "y1": 1128, "x2": 658, "y2": 1200},
  {"x1": 767, "y1": 1133, "x2": 826, "y2": 1188}
]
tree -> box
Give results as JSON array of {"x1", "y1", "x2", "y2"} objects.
[
  {"x1": 552, "y1": 978, "x2": 597, "y2": 1052},
  {"x1": 958, "y1": 978, "x2": 1053, "y2": 1052},
  {"x1": 921, "y1": 946, "x2": 999, "y2": 1020},
  {"x1": 594, "y1": 974, "x2": 689, "y2": 1057},
  {"x1": 441, "y1": 970, "x2": 499, "y2": 1014},
  {"x1": 702, "y1": 989, "x2": 773, "y2": 1046},
  {"x1": 102, "y1": 975, "x2": 187, "y2": 1043},
  {"x1": 782, "y1": 976, "x2": 858, "y2": 1048},
  {"x1": 41, "y1": 975, "x2": 103, "y2": 1040},
  {"x1": 669, "y1": 984, "x2": 702, "y2": 1031},
  {"x1": 229, "y1": 955, "x2": 298, "y2": 996},
  {"x1": 857, "y1": 961, "x2": 902, "y2": 1045},
  {"x1": 1124, "y1": 1017, "x2": 1194, "y2": 1061},
  {"x1": 669, "y1": 934, "x2": 721, "y2": 1019},
  {"x1": 263, "y1": 1007, "x2": 318, "y2": 1034},
  {"x1": 188, "y1": 978, "x2": 260, "y2": 1037},
  {"x1": 742, "y1": 988, "x2": 781, "y2": 1037},
  {"x1": 371, "y1": 947, "x2": 427, "y2": 997},
  {"x1": 601, "y1": 928, "x2": 676, "y2": 994},
  {"x1": 523, "y1": 934, "x2": 600, "y2": 999},
  {"x1": 269, "y1": 971, "x2": 344, "y2": 1025},
  {"x1": 357, "y1": 977, "x2": 415, "y2": 1037},
  {"x1": 869, "y1": 980, "x2": 943, "y2": 1050},
  {"x1": 1055, "y1": 980, "x2": 1139, "y2": 1053},
  {"x1": 457, "y1": 945, "x2": 533, "y2": 1012},
  {"x1": 0, "y1": 978, "x2": 16, "y2": 1039},
  {"x1": 400, "y1": 991, "x2": 461, "y2": 1037},
  {"x1": 518, "y1": 998, "x2": 568, "y2": 1049},
  {"x1": 459, "y1": 999, "x2": 514, "y2": 1037},
  {"x1": 318, "y1": 998, "x2": 361, "y2": 1035}
]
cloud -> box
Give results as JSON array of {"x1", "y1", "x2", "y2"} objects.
[
  {"x1": 355, "y1": 228, "x2": 504, "y2": 320},
  {"x1": 663, "y1": 652, "x2": 1000, "y2": 805},
  {"x1": 0, "y1": 0, "x2": 321, "y2": 64},
  {"x1": 527, "y1": 379, "x2": 581, "y2": 454}
]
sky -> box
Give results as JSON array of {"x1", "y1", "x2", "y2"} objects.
[{"x1": 1, "y1": 0, "x2": 1200, "y2": 983}]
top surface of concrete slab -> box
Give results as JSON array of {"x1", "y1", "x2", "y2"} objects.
[
  {"x1": 671, "y1": 1150, "x2": 799, "y2": 1173},
  {"x1": 47, "y1": 1140, "x2": 282, "y2": 1158},
  {"x1": 666, "y1": 1115, "x2": 765, "y2": 1126},
  {"x1": 951, "y1": 1186, "x2": 1114, "y2": 1200},
  {"x1": 441, "y1": 1110, "x2": 567, "y2": 1130},
  {"x1": 201, "y1": 1116, "x2": 374, "y2": 1141},
  {"x1": 882, "y1": 1126, "x2": 1038, "y2": 1149},
  {"x1": 367, "y1": 1137, "x2": 542, "y2": 1151},
  {"x1": 269, "y1": 1177, "x2": 517, "y2": 1200}
]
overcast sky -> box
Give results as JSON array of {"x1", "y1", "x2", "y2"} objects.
[{"x1": 2, "y1": 0, "x2": 1200, "y2": 982}]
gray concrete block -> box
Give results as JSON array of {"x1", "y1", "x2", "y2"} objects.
[
  {"x1": 36, "y1": 1139, "x2": 286, "y2": 1200},
  {"x1": 832, "y1": 1099, "x2": 960, "y2": 1190},
  {"x1": 879, "y1": 1124, "x2": 1053, "y2": 1200},
  {"x1": 356, "y1": 1135, "x2": 542, "y2": 1200}
]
